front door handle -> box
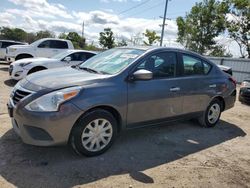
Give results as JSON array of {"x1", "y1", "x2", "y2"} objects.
[
  {"x1": 170, "y1": 87, "x2": 180, "y2": 92},
  {"x1": 209, "y1": 84, "x2": 216, "y2": 88}
]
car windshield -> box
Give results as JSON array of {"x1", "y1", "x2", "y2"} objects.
[
  {"x1": 30, "y1": 39, "x2": 43, "y2": 46},
  {"x1": 52, "y1": 50, "x2": 72, "y2": 60},
  {"x1": 79, "y1": 48, "x2": 145, "y2": 75}
]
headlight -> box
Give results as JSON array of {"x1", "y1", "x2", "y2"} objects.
[
  {"x1": 19, "y1": 62, "x2": 32, "y2": 67},
  {"x1": 25, "y1": 86, "x2": 81, "y2": 112},
  {"x1": 9, "y1": 48, "x2": 17, "y2": 52}
]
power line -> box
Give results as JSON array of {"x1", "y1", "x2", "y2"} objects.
[
  {"x1": 123, "y1": 0, "x2": 164, "y2": 18},
  {"x1": 117, "y1": 0, "x2": 152, "y2": 15}
]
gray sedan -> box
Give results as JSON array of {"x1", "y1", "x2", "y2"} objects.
[{"x1": 7, "y1": 47, "x2": 236, "y2": 156}]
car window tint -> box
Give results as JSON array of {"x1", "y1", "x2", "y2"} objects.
[
  {"x1": 70, "y1": 52, "x2": 87, "y2": 61},
  {"x1": 50, "y1": 41, "x2": 68, "y2": 49},
  {"x1": 1, "y1": 42, "x2": 15, "y2": 48},
  {"x1": 38, "y1": 40, "x2": 50, "y2": 48},
  {"x1": 182, "y1": 55, "x2": 204, "y2": 75},
  {"x1": 137, "y1": 52, "x2": 177, "y2": 78},
  {"x1": 86, "y1": 53, "x2": 95, "y2": 59}
]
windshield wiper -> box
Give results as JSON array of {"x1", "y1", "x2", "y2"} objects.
[{"x1": 79, "y1": 66, "x2": 107, "y2": 74}]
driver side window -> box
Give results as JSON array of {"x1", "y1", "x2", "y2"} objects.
[
  {"x1": 136, "y1": 51, "x2": 177, "y2": 78},
  {"x1": 38, "y1": 40, "x2": 50, "y2": 48}
]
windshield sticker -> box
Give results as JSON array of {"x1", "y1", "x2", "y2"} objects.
[{"x1": 120, "y1": 54, "x2": 138, "y2": 59}]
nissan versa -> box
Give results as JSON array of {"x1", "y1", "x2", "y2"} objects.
[{"x1": 7, "y1": 47, "x2": 236, "y2": 156}]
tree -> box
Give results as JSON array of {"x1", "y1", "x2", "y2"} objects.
[
  {"x1": 176, "y1": 0, "x2": 229, "y2": 56},
  {"x1": 117, "y1": 39, "x2": 127, "y2": 47},
  {"x1": 99, "y1": 28, "x2": 115, "y2": 49},
  {"x1": 0, "y1": 27, "x2": 27, "y2": 42},
  {"x1": 35, "y1": 30, "x2": 55, "y2": 40},
  {"x1": 226, "y1": 0, "x2": 250, "y2": 58},
  {"x1": 66, "y1": 32, "x2": 85, "y2": 49},
  {"x1": 58, "y1": 32, "x2": 85, "y2": 49},
  {"x1": 143, "y1": 29, "x2": 160, "y2": 46}
]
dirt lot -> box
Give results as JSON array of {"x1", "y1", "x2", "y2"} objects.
[{"x1": 0, "y1": 63, "x2": 250, "y2": 188}]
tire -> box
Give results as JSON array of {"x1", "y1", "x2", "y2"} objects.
[
  {"x1": 198, "y1": 98, "x2": 222, "y2": 128},
  {"x1": 70, "y1": 109, "x2": 118, "y2": 157}
]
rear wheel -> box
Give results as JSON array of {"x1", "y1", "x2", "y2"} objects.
[
  {"x1": 198, "y1": 99, "x2": 222, "y2": 128},
  {"x1": 70, "y1": 109, "x2": 117, "y2": 157}
]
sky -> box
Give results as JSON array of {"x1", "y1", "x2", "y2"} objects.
[{"x1": 0, "y1": 0, "x2": 241, "y2": 56}]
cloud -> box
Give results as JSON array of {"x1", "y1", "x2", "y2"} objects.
[{"x1": 8, "y1": 0, "x2": 73, "y2": 19}]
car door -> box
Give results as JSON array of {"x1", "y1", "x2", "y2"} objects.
[
  {"x1": 36, "y1": 40, "x2": 53, "y2": 57},
  {"x1": 127, "y1": 51, "x2": 183, "y2": 126},
  {"x1": 50, "y1": 40, "x2": 69, "y2": 56},
  {"x1": 0, "y1": 41, "x2": 5, "y2": 59},
  {"x1": 176, "y1": 53, "x2": 213, "y2": 114}
]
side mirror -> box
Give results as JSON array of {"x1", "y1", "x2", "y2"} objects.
[
  {"x1": 64, "y1": 56, "x2": 71, "y2": 62},
  {"x1": 129, "y1": 69, "x2": 153, "y2": 81}
]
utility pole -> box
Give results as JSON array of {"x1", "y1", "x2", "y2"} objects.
[
  {"x1": 82, "y1": 21, "x2": 84, "y2": 38},
  {"x1": 160, "y1": 0, "x2": 169, "y2": 46}
]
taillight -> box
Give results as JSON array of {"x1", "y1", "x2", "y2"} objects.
[{"x1": 229, "y1": 77, "x2": 236, "y2": 87}]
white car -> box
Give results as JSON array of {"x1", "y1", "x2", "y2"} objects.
[
  {"x1": 9, "y1": 50, "x2": 97, "y2": 80},
  {"x1": 6, "y1": 38, "x2": 74, "y2": 63},
  {"x1": 0, "y1": 40, "x2": 27, "y2": 60}
]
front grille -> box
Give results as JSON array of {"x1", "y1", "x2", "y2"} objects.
[
  {"x1": 9, "y1": 65, "x2": 13, "y2": 76},
  {"x1": 12, "y1": 89, "x2": 31, "y2": 105}
]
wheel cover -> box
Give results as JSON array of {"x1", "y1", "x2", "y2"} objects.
[
  {"x1": 208, "y1": 103, "x2": 221, "y2": 124},
  {"x1": 81, "y1": 118, "x2": 113, "y2": 152}
]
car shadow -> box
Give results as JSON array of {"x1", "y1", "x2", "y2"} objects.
[
  {"x1": 4, "y1": 79, "x2": 17, "y2": 87},
  {"x1": 0, "y1": 120, "x2": 246, "y2": 188}
]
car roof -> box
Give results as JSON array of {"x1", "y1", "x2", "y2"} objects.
[{"x1": 117, "y1": 46, "x2": 206, "y2": 60}]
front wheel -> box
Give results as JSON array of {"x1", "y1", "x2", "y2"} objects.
[
  {"x1": 70, "y1": 109, "x2": 117, "y2": 157},
  {"x1": 198, "y1": 99, "x2": 222, "y2": 128}
]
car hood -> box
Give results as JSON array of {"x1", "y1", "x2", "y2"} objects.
[
  {"x1": 12, "y1": 57, "x2": 56, "y2": 66},
  {"x1": 20, "y1": 67, "x2": 111, "y2": 91},
  {"x1": 8, "y1": 44, "x2": 31, "y2": 49}
]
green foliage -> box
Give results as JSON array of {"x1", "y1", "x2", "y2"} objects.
[
  {"x1": 0, "y1": 27, "x2": 55, "y2": 43},
  {"x1": 176, "y1": 0, "x2": 229, "y2": 56},
  {"x1": 143, "y1": 29, "x2": 160, "y2": 46},
  {"x1": 99, "y1": 28, "x2": 115, "y2": 49},
  {"x1": 59, "y1": 32, "x2": 86, "y2": 49},
  {"x1": 117, "y1": 39, "x2": 128, "y2": 47},
  {"x1": 226, "y1": 0, "x2": 250, "y2": 58},
  {"x1": 0, "y1": 27, "x2": 27, "y2": 42}
]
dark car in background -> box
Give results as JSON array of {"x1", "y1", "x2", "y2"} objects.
[
  {"x1": 7, "y1": 47, "x2": 237, "y2": 156},
  {"x1": 239, "y1": 78, "x2": 250, "y2": 104},
  {"x1": 0, "y1": 40, "x2": 26, "y2": 60}
]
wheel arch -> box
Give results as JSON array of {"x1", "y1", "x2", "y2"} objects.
[
  {"x1": 27, "y1": 66, "x2": 47, "y2": 74},
  {"x1": 15, "y1": 53, "x2": 34, "y2": 60},
  {"x1": 210, "y1": 95, "x2": 225, "y2": 111}
]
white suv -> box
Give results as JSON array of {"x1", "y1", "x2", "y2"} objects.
[{"x1": 6, "y1": 38, "x2": 74, "y2": 63}]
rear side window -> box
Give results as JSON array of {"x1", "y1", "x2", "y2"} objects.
[
  {"x1": 70, "y1": 52, "x2": 86, "y2": 61},
  {"x1": 50, "y1": 40, "x2": 68, "y2": 49},
  {"x1": 86, "y1": 53, "x2": 96, "y2": 59},
  {"x1": 1, "y1": 42, "x2": 16, "y2": 48},
  {"x1": 182, "y1": 54, "x2": 211, "y2": 75}
]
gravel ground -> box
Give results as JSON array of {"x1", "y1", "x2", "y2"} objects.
[{"x1": 0, "y1": 63, "x2": 250, "y2": 188}]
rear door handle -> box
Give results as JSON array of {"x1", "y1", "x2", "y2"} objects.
[
  {"x1": 209, "y1": 84, "x2": 216, "y2": 88},
  {"x1": 170, "y1": 87, "x2": 180, "y2": 92}
]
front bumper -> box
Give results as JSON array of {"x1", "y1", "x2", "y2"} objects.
[
  {"x1": 7, "y1": 98, "x2": 84, "y2": 146},
  {"x1": 6, "y1": 56, "x2": 15, "y2": 63},
  {"x1": 9, "y1": 65, "x2": 29, "y2": 80}
]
